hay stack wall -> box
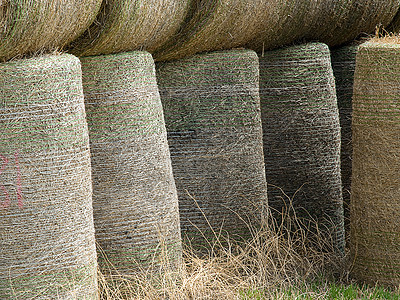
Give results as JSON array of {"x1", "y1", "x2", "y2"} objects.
[
  {"x1": 156, "y1": 50, "x2": 268, "y2": 249},
  {"x1": 80, "y1": 51, "x2": 182, "y2": 274},
  {"x1": 154, "y1": 0, "x2": 275, "y2": 62},
  {"x1": 351, "y1": 39, "x2": 400, "y2": 286},
  {"x1": 70, "y1": 0, "x2": 190, "y2": 57},
  {"x1": 259, "y1": 43, "x2": 344, "y2": 252},
  {"x1": 0, "y1": 54, "x2": 98, "y2": 299},
  {"x1": 331, "y1": 44, "x2": 358, "y2": 236},
  {"x1": 247, "y1": 0, "x2": 400, "y2": 52},
  {"x1": 0, "y1": 0, "x2": 102, "y2": 62}
]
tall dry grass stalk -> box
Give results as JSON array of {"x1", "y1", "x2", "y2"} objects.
[{"x1": 96, "y1": 196, "x2": 347, "y2": 299}]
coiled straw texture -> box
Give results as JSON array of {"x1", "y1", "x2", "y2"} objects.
[
  {"x1": 0, "y1": 0, "x2": 102, "y2": 62},
  {"x1": 80, "y1": 51, "x2": 182, "y2": 275},
  {"x1": 70, "y1": 0, "x2": 190, "y2": 57},
  {"x1": 248, "y1": 0, "x2": 400, "y2": 52},
  {"x1": 153, "y1": 0, "x2": 273, "y2": 62},
  {"x1": 0, "y1": 54, "x2": 98, "y2": 299},
  {"x1": 331, "y1": 44, "x2": 358, "y2": 236},
  {"x1": 351, "y1": 39, "x2": 400, "y2": 287},
  {"x1": 156, "y1": 50, "x2": 268, "y2": 251},
  {"x1": 259, "y1": 43, "x2": 344, "y2": 252}
]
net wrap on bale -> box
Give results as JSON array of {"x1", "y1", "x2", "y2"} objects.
[
  {"x1": 156, "y1": 49, "x2": 268, "y2": 250},
  {"x1": 0, "y1": 0, "x2": 102, "y2": 62},
  {"x1": 80, "y1": 51, "x2": 182, "y2": 274},
  {"x1": 70, "y1": 0, "x2": 190, "y2": 57},
  {"x1": 0, "y1": 54, "x2": 98, "y2": 299},
  {"x1": 331, "y1": 44, "x2": 358, "y2": 236},
  {"x1": 351, "y1": 39, "x2": 400, "y2": 286},
  {"x1": 259, "y1": 43, "x2": 344, "y2": 252}
]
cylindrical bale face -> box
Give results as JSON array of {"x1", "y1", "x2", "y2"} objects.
[
  {"x1": 153, "y1": 0, "x2": 275, "y2": 62},
  {"x1": 0, "y1": 54, "x2": 98, "y2": 299},
  {"x1": 156, "y1": 50, "x2": 268, "y2": 250},
  {"x1": 259, "y1": 43, "x2": 344, "y2": 252},
  {"x1": 0, "y1": 0, "x2": 102, "y2": 62},
  {"x1": 69, "y1": 0, "x2": 190, "y2": 57},
  {"x1": 351, "y1": 40, "x2": 400, "y2": 287},
  {"x1": 80, "y1": 51, "x2": 182, "y2": 274},
  {"x1": 331, "y1": 44, "x2": 358, "y2": 238}
]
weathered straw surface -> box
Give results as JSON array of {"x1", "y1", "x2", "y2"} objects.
[
  {"x1": 330, "y1": 44, "x2": 358, "y2": 236},
  {"x1": 0, "y1": 54, "x2": 97, "y2": 299},
  {"x1": 0, "y1": 0, "x2": 102, "y2": 62},
  {"x1": 69, "y1": 0, "x2": 190, "y2": 57},
  {"x1": 259, "y1": 43, "x2": 344, "y2": 252},
  {"x1": 154, "y1": 0, "x2": 276, "y2": 62},
  {"x1": 80, "y1": 51, "x2": 182, "y2": 275},
  {"x1": 351, "y1": 39, "x2": 400, "y2": 286},
  {"x1": 247, "y1": 0, "x2": 400, "y2": 52},
  {"x1": 156, "y1": 50, "x2": 268, "y2": 250}
]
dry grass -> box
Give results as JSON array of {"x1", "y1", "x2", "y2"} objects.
[{"x1": 95, "y1": 197, "x2": 349, "y2": 300}]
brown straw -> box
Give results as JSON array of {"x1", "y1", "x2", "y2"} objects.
[
  {"x1": 351, "y1": 38, "x2": 400, "y2": 287},
  {"x1": 0, "y1": 54, "x2": 98, "y2": 299},
  {"x1": 0, "y1": 0, "x2": 102, "y2": 62},
  {"x1": 80, "y1": 51, "x2": 182, "y2": 275},
  {"x1": 259, "y1": 43, "x2": 345, "y2": 252},
  {"x1": 156, "y1": 49, "x2": 268, "y2": 251}
]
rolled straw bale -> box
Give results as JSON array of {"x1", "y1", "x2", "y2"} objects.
[
  {"x1": 330, "y1": 44, "x2": 358, "y2": 236},
  {"x1": 69, "y1": 0, "x2": 190, "y2": 57},
  {"x1": 351, "y1": 38, "x2": 400, "y2": 286},
  {"x1": 80, "y1": 51, "x2": 182, "y2": 274},
  {"x1": 153, "y1": 0, "x2": 279, "y2": 62},
  {"x1": 0, "y1": 0, "x2": 102, "y2": 62},
  {"x1": 156, "y1": 50, "x2": 268, "y2": 249},
  {"x1": 302, "y1": 0, "x2": 400, "y2": 47},
  {"x1": 247, "y1": 0, "x2": 400, "y2": 52},
  {"x1": 259, "y1": 43, "x2": 344, "y2": 252},
  {"x1": 0, "y1": 54, "x2": 97, "y2": 299}
]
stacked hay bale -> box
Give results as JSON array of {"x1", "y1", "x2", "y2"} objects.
[
  {"x1": 69, "y1": 0, "x2": 190, "y2": 57},
  {"x1": 259, "y1": 43, "x2": 344, "y2": 252},
  {"x1": 80, "y1": 51, "x2": 182, "y2": 274},
  {"x1": 351, "y1": 38, "x2": 400, "y2": 286},
  {"x1": 330, "y1": 44, "x2": 358, "y2": 235},
  {"x1": 154, "y1": 0, "x2": 275, "y2": 61},
  {"x1": 156, "y1": 50, "x2": 268, "y2": 250},
  {"x1": 0, "y1": 0, "x2": 102, "y2": 62},
  {"x1": 247, "y1": 0, "x2": 400, "y2": 52},
  {"x1": 0, "y1": 54, "x2": 97, "y2": 299}
]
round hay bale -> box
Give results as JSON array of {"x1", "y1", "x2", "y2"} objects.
[
  {"x1": 259, "y1": 43, "x2": 345, "y2": 252},
  {"x1": 0, "y1": 54, "x2": 97, "y2": 298},
  {"x1": 0, "y1": 0, "x2": 102, "y2": 62},
  {"x1": 80, "y1": 51, "x2": 182, "y2": 274},
  {"x1": 351, "y1": 38, "x2": 400, "y2": 286},
  {"x1": 153, "y1": 0, "x2": 276, "y2": 62},
  {"x1": 330, "y1": 44, "x2": 358, "y2": 237},
  {"x1": 69, "y1": 0, "x2": 190, "y2": 57},
  {"x1": 247, "y1": 0, "x2": 400, "y2": 52},
  {"x1": 156, "y1": 49, "x2": 268, "y2": 250}
]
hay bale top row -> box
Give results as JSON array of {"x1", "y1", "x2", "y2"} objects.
[{"x1": 1, "y1": 0, "x2": 400, "y2": 62}]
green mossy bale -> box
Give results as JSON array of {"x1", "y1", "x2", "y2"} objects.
[
  {"x1": 259, "y1": 43, "x2": 345, "y2": 252},
  {"x1": 156, "y1": 50, "x2": 268, "y2": 251},
  {"x1": 80, "y1": 51, "x2": 182, "y2": 274},
  {"x1": 70, "y1": 0, "x2": 190, "y2": 57},
  {"x1": 351, "y1": 39, "x2": 400, "y2": 287},
  {"x1": 0, "y1": 54, "x2": 98, "y2": 299},
  {"x1": 0, "y1": 0, "x2": 102, "y2": 62}
]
